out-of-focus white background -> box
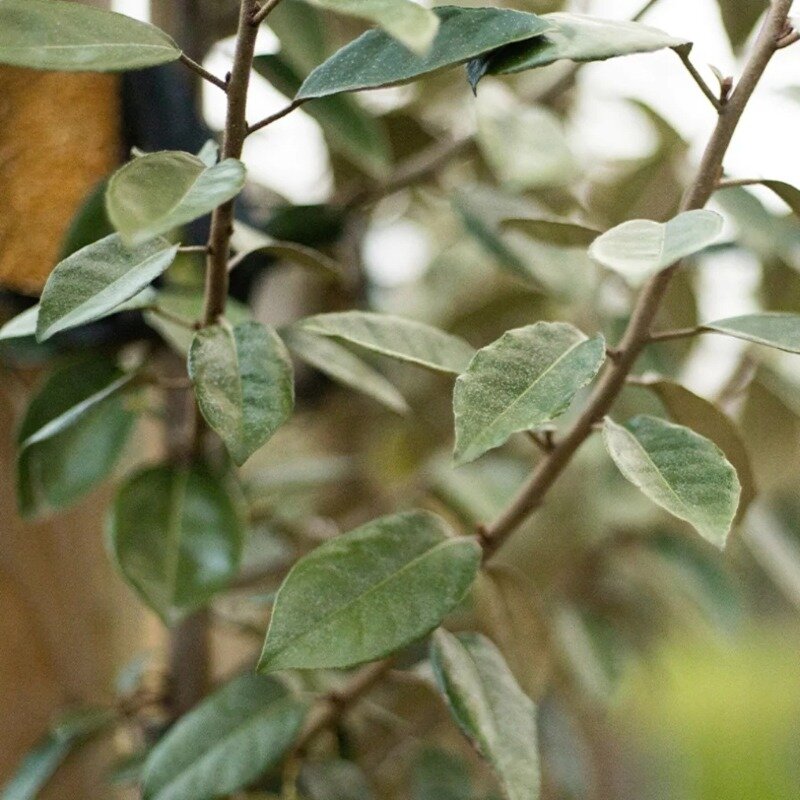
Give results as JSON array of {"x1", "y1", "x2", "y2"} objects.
[{"x1": 112, "y1": 0, "x2": 800, "y2": 392}]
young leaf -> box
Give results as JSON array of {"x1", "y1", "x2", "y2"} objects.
[
  {"x1": 17, "y1": 359, "x2": 136, "y2": 518},
  {"x1": 297, "y1": 311, "x2": 475, "y2": 374},
  {"x1": 258, "y1": 510, "x2": 481, "y2": 671},
  {"x1": 501, "y1": 218, "x2": 602, "y2": 248},
  {"x1": 310, "y1": 0, "x2": 440, "y2": 55},
  {"x1": 637, "y1": 377, "x2": 756, "y2": 520},
  {"x1": 430, "y1": 630, "x2": 540, "y2": 800},
  {"x1": 702, "y1": 312, "x2": 800, "y2": 354},
  {"x1": 0, "y1": 0, "x2": 180, "y2": 71},
  {"x1": 142, "y1": 675, "x2": 307, "y2": 800},
  {"x1": 0, "y1": 708, "x2": 114, "y2": 800},
  {"x1": 453, "y1": 322, "x2": 606, "y2": 466},
  {"x1": 107, "y1": 464, "x2": 246, "y2": 624},
  {"x1": 588, "y1": 209, "x2": 723, "y2": 285},
  {"x1": 468, "y1": 13, "x2": 688, "y2": 88},
  {"x1": 36, "y1": 234, "x2": 178, "y2": 341},
  {"x1": 106, "y1": 152, "x2": 246, "y2": 246},
  {"x1": 188, "y1": 321, "x2": 295, "y2": 466},
  {"x1": 603, "y1": 416, "x2": 741, "y2": 548},
  {"x1": 281, "y1": 327, "x2": 409, "y2": 414},
  {"x1": 296, "y1": 6, "x2": 554, "y2": 100}
]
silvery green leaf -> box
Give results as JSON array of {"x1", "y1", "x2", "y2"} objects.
[{"x1": 702, "y1": 312, "x2": 800, "y2": 354}]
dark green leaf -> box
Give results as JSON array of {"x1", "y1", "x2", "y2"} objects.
[
  {"x1": 760, "y1": 180, "x2": 800, "y2": 218},
  {"x1": 297, "y1": 311, "x2": 475, "y2": 374},
  {"x1": 189, "y1": 321, "x2": 295, "y2": 466},
  {"x1": 0, "y1": 0, "x2": 180, "y2": 71},
  {"x1": 702, "y1": 312, "x2": 800, "y2": 354},
  {"x1": 501, "y1": 218, "x2": 602, "y2": 248},
  {"x1": 107, "y1": 464, "x2": 246, "y2": 624},
  {"x1": 431, "y1": 630, "x2": 540, "y2": 800},
  {"x1": 36, "y1": 234, "x2": 178, "y2": 341},
  {"x1": 603, "y1": 415, "x2": 741, "y2": 547},
  {"x1": 60, "y1": 180, "x2": 114, "y2": 258},
  {"x1": 297, "y1": 6, "x2": 554, "y2": 100},
  {"x1": 453, "y1": 322, "x2": 605, "y2": 465},
  {"x1": 411, "y1": 749, "x2": 473, "y2": 800},
  {"x1": 142, "y1": 675, "x2": 306, "y2": 800},
  {"x1": 106, "y1": 151, "x2": 246, "y2": 246},
  {"x1": 717, "y1": 0, "x2": 768, "y2": 50},
  {"x1": 300, "y1": 760, "x2": 373, "y2": 800},
  {"x1": 259, "y1": 510, "x2": 481, "y2": 671}
]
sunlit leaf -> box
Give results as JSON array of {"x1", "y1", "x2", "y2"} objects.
[
  {"x1": 453, "y1": 322, "x2": 605, "y2": 465},
  {"x1": 297, "y1": 6, "x2": 553, "y2": 100},
  {"x1": 189, "y1": 321, "x2": 294, "y2": 466},
  {"x1": 0, "y1": 0, "x2": 180, "y2": 71},
  {"x1": 588, "y1": 209, "x2": 723, "y2": 285},
  {"x1": 108, "y1": 464, "x2": 246, "y2": 624},
  {"x1": 603, "y1": 415, "x2": 741, "y2": 547},
  {"x1": 297, "y1": 311, "x2": 474, "y2": 374},
  {"x1": 259, "y1": 510, "x2": 481, "y2": 671},
  {"x1": 36, "y1": 234, "x2": 177, "y2": 341},
  {"x1": 142, "y1": 675, "x2": 307, "y2": 800},
  {"x1": 703, "y1": 312, "x2": 800, "y2": 353},
  {"x1": 106, "y1": 151, "x2": 246, "y2": 246},
  {"x1": 431, "y1": 630, "x2": 540, "y2": 800}
]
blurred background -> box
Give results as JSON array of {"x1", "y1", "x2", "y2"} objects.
[{"x1": 2, "y1": 0, "x2": 800, "y2": 798}]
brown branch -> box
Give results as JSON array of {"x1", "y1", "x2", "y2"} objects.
[
  {"x1": 479, "y1": 0, "x2": 795, "y2": 559},
  {"x1": 252, "y1": 0, "x2": 285, "y2": 26},
  {"x1": 675, "y1": 47, "x2": 723, "y2": 112},
  {"x1": 246, "y1": 99, "x2": 305, "y2": 136},
  {"x1": 179, "y1": 52, "x2": 228, "y2": 93},
  {"x1": 648, "y1": 326, "x2": 703, "y2": 343}
]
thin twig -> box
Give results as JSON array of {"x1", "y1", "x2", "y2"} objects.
[
  {"x1": 632, "y1": 0, "x2": 660, "y2": 21},
  {"x1": 716, "y1": 177, "x2": 764, "y2": 189},
  {"x1": 179, "y1": 52, "x2": 228, "y2": 93},
  {"x1": 478, "y1": 0, "x2": 795, "y2": 559},
  {"x1": 675, "y1": 48, "x2": 723, "y2": 112},
  {"x1": 252, "y1": 0, "x2": 285, "y2": 26},
  {"x1": 648, "y1": 326, "x2": 703, "y2": 343},
  {"x1": 247, "y1": 99, "x2": 305, "y2": 136},
  {"x1": 146, "y1": 306, "x2": 200, "y2": 331},
  {"x1": 178, "y1": 244, "x2": 210, "y2": 254}
]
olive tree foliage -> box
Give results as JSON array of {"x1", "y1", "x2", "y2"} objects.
[{"x1": 1, "y1": 0, "x2": 800, "y2": 797}]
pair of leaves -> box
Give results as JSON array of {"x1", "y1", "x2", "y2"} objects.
[
  {"x1": 189, "y1": 321, "x2": 295, "y2": 466},
  {"x1": 454, "y1": 322, "x2": 606, "y2": 465},
  {"x1": 604, "y1": 416, "x2": 741, "y2": 548},
  {"x1": 107, "y1": 464, "x2": 246, "y2": 624},
  {"x1": 106, "y1": 151, "x2": 246, "y2": 246},
  {"x1": 17, "y1": 359, "x2": 136, "y2": 518},
  {"x1": 589, "y1": 209, "x2": 723, "y2": 285},
  {"x1": 431, "y1": 630, "x2": 540, "y2": 800},
  {"x1": 259, "y1": 510, "x2": 481, "y2": 671},
  {"x1": 0, "y1": 0, "x2": 180, "y2": 71},
  {"x1": 142, "y1": 675, "x2": 306, "y2": 800}
]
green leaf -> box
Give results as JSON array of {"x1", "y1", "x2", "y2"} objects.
[
  {"x1": 1, "y1": 708, "x2": 114, "y2": 800},
  {"x1": 268, "y1": 0, "x2": 328, "y2": 76},
  {"x1": 453, "y1": 322, "x2": 605, "y2": 466},
  {"x1": 107, "y1": 464, "x2": 246, "y2": 624},
  {"x1": 142, "y1": 675, "x2": 307, "y2": 800},
  {"x1": 1, "y1": 289, "x2": 157, "y2": 342},
  {"x1": 411, "y1": 749, "x2": 473, "y2": 800},
  {"x1": 189, "y1": 321, "x2": 295, "y2": 466},
  {"x1": 196, "y1": 139, "x2": 219, "y2": 168},
  {"x1": 144, "y1": 290, "x2": 251, "y2": 356},
  {"x1": 717, "y1": 0, "x2": 767, "y2": 50},
  {"x1": 17, "y1": 359, "x2": 136, "y2": 518},
  {"x1": 60, "y1": 179, "x2": 114, "y2": 259},
  {"x1": 588, "y1": 209, "x2": 723, "y2": 285},
  {"x1": 259, "y1": 510, "x2": 481, "y2": 671},
  {"x1": 310, "y1": 0, "x2": 440, "y2": 55},
  {"x1": 603, "y1": 415, "x2": 741, "y2": 547},
  {"x1": 430, "y1": 630, "x2": 540, "y2": 800},
  {"x1": 300, "y1": 760, "x2": 373, "y2": 800},
  {"x1": 297, "y1": 311, "x2": 475, "y2": 374},
  {"x1": 296, "y1": 6, "x2": 554, "y2": 100},
  {"x1": 468, "y1": 12, "x2": 688, "y2": 88},
  {"x1": 36, "y1": 234, "x2": 178, "y2": 341},
  {"x1": 637, "y1": 377, "x2": 756, "y2": 521},
  {"x1": 281, "y1": 327, "x2": 409, "y2": 414},
  {"x1": 253, "y1": 54, "x2": 391, "y2": 178},
  {"x1": 106, "y1": 151, "x2": 246, "y2": 246},
  {"x1": 0, "y1": 0, "x2": 180, "y2": 71},
  {"x1": 760, "y1": 180, "x2": 800, "y2": 218},
  {"x1": 501, "y1": 218, "x2": 602, "y2": 248},
  {"x1": 702, "y1": 312, "x2": 800, "y2": 353}
]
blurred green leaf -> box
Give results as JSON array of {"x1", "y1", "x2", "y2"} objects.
[
  {"x1": 453, "y1": 322, "x2": 605, "y2": 465},
  {"x1": 60, "y1": 180, "x2": 114, "y2": 258},
  {"x1": 717, "y1": 0, "x2": 768, "y2": 50},
  {"x1": 501, "y1": 218, "x2": 601, "y2": 247},
  {"x1": 300, "y1": 759, "x2": 373, "y2": 800},
  {"x1": 189, "y1": 321, "x2": 294, "y2": 466},
  {"x1": 142, "y1": 675, "x2": 306, "y2": 800},
  {"x1": 703, "y1": 313, "x2": 800, "y2": 354},
  {"x1": 106, "y1": 152, "x2": 245, "y2": 246},
  {"x1": 297, "y1": 6, "x2": 553, "y2": 99},
  {"x1": 108, "y1": 464, "x2": 246, "y2": 624},
  {"x1": 259, "y1": 511, "x2": 481, "y2": 671},
  {"x1": 431, "y1": 630, "x2": 540, "y2": 800},
  {"x1": 0, "y1": 0, "x2": 180, "y2": 71},
  {"x1": 36, "y1": 234, "x2": 177, "y2": 341},
  {"x1": 603, "y1": 416, "x2": 741, "y2": 547},
  {"x1": 411, "y1": 748, "x2": 473, "y2": 800}
]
